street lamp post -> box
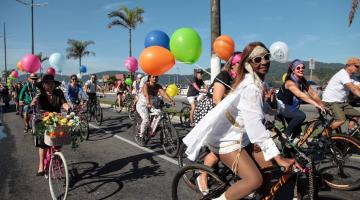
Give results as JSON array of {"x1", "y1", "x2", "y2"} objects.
[
  {"x1": 16, "y1": 0, "x2": 47, "y2": 54},
  {"x1": 1, "y1": 23, "x2": 8, "y2": 84}
]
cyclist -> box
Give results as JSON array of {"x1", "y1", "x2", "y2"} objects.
[
  {"x1": 19, "y1": 73, "x2": 39, "y2": 133},
  {"x1": 322, "y1": 57, "x2": 360, "y2": 133},
  {"x1": 65, "y1": 74, "x2": 88, "y2": 108},
  {"x1": 132, "y1": 74, "x2": 143, "y2": 95},
  {"x1": 115, "y1": 79, "x2": 130, "y2": 109},
  {"x1": 276, "y1": 59, "x2": 325, "y2": 142},
  {"x1": 30, "y1": 74, "x2": 71, "y2": 176},
  {"x1": 186, "y1": 69, "x2": 206, "y2": 127},
  {"x1": 183, "y1": 42, "x2": 296, "y2": 200},
  {"x1": 84, "y1": 74, "x2": 105, "y2": 109},
  {"x1": 136, "y1": 75, "x2": 175, "y2": 137},
  {"x1": 12, "y1": 82, "x2": 23, "y2": 115}
]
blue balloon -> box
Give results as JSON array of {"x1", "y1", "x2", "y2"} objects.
[
  {"x1": 79, "y1": 65, "x2": 87, "y2": 73},
  {"x1": 144, "y1": 30, "x2": 170, "y2": 49}
]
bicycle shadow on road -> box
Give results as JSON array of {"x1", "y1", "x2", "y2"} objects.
[{"x1": 68, "y1": 152, "x2": 165, "y2": 199}]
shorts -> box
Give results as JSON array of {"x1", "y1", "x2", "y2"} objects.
[
  {"x1": 23, "y1": 105, "x2": 35, "y2": 114},
  {"x1": 325, "y1": 102, "x2": 360, "y2": 121},
  {"x1": 35, "y1": 136, "x2": 49, "y2": 149},
  {"x1": 187, "y1": 95, "x2": 199, "y2": 104},
  {"x1": 116, "y1": 91, "x2": 125, "y2": 96},
  {"x1": 207, "y1": 140, "x2": 242, "y2": 155}
]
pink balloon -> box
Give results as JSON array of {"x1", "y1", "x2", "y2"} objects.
[
  {"x1": 124, "y1": 57, "x2": 138, "y2": 73},
  {"x1": 21, "y1": 54, "x2": 41, "y2": 73},
  {"x1": 46, "y1": 67, "x2": 56, "y2": 76},
  {"x1": 11, "y1": 70, "x2": 19, "y2": 78}
]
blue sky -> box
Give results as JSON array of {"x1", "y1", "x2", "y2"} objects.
[{"x1": 0, "y1": 0, "x2": 359, "y2": 75}]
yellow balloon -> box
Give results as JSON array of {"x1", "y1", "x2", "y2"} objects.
[
  {"x1": 166, "y1": 84, "x2": 179, "y2": 97},
  {"x1": 282, "y1": 73, "x2": 287, "y2": 83}
]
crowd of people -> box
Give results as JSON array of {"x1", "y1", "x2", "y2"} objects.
[{"x1": 2, "y1": 40, "x2": 360, "y2": 200}]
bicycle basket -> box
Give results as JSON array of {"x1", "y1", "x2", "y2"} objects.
[{"x1": 44, "y1": 126, "x2": 71, "y2": 146}]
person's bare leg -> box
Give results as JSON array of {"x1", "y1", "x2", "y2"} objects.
[
  {"x1": 219, "y1": 150, "x2": 262, "y2": 200},
  {"x1": 190, "y1": 101, "x2": 196, "y2": 124},
  {"x1": 38, "y1": 148, "x2": 47, "y2": 172},
  {"x1": 199, "y1": 152, "x2": 219, "y2": 190}
]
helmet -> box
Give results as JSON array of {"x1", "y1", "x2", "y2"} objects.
[{"x1": 137, "y1": 74, "x2": 143, "y2": 79}]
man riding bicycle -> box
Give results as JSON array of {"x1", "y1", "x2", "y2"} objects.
[
  {"x1": 322, "y1": 57, "x2": 360, "y2": 133},
  {"x1": 66, "y1": 74, "x2": 88, "y2": 108},
  {"x1": 84, "y1": 74, "x2": 105, "y2": 108},
  {"x1": 19, "y1": 73, "x2": 39, "y2": 133},
  {"x1": 115, "y1": 79, "x2": 130, "y2": 109}
]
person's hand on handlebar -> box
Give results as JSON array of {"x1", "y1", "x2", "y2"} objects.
[{"x1": 273, "y1": 155, "x2": 303, "y2": 173}]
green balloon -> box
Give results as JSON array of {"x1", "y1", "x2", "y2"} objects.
[
  {"x1": 170, "y1": 27, "x2": 202, "y2": 64},
  {"x1": 125, "y1": 78, "x2": 133, "y2": 86}
]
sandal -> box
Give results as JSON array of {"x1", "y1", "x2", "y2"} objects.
[{"x1": 36, "y1": 171, "x2": 45, "y2": 176}]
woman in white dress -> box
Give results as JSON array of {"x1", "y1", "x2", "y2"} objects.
[{"x1": 183, "y1": 41, "x2": 295, "y2": 200}]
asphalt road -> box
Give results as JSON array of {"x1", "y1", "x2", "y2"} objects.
[{"x1": 0, "y1": 101, "x2": 359, "y2": 200}]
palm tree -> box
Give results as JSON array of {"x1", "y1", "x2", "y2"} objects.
[
  {"x1": 66, "y1": 39, "x2": 95, "y2": 68},
  {"x1": 107, "y1": 6, "x2": 144, "y2": 56},
  {"x1": 36, "y1": 52, "x2": 48, "y2": 76},
  {"x1": 349, "y1": 0, "x2": 359, "y2": 26}
]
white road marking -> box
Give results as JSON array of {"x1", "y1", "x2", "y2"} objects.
[{"x1": 89, "y1": 123, "x2": 179, "y2": 166}]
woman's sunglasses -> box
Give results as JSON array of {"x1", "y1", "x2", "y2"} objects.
[
  {"x1": 251, "y1": 53, "x2": 271, "y2": 64},
  {"x1": 295, "y1": 66, "x2": 305, "y2": 71}
]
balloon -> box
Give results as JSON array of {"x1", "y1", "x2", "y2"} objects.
[
  {"x1": 46, "y1": 67, "x2": 56, "y2": 76},
  {"x1": 270, "y1": 41, "x2": 288, "y2": 63},
  {"x1": 21, "y1": 54, "x2": 41, "y2": 73},
  {"x1": 17, "y1": 61, "x2": 24, "y2": 71},
  {"x1": 124, "y1": 57, "x2": 138, "y2": 73},
  {"x1": 77, "y1": 73, "x2": 82, "y2": 79},
  {"x1": 125, "y1": 78, "x2": 133, "y2": 86},
  {"x1": 79, "y1": 65, "x2": 87, "y2": 73},
  {"x1": 166, "y1": 84, "x2": 179, "y2": 97},
  {"x1": 139, "y1": 46, "x2": 175, "y2": 76},
  {"x1": 282, "y1": 73, "x2": 287, "y2": 83},
  {"x1": 170, "y1": 27, "x2": 202, "y2": 63},
  {"x1": 144, "y1": 30, "x2": 170, "y2": 49},
  {"x1": 10, "y1": 70, "x2": 19, "y2": 78},
  {"x1": 49, "y1": 53, "x2": 65, "y2": 71},
  {"x1": 213, "y1": 35, "x2": 235, "y2": 61}
]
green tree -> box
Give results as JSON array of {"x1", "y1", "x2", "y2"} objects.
[
  {"x1": 66, "y1": 39, "x2": 95, "y2": 67},
  {"x1": 107, "y1": 6, "x2": 144, "y2": 56},
  {"x1": 349, "y1": 0, "x2": 359, "y2": 26}
]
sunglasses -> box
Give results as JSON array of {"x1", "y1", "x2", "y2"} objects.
[
  {"x1": 296, "y1": 66, "x2": 305, "y2": 71},
  {"x1": 71, "y1": 78, "x2": 77, "y2": 81},
  {"x1": 251, "y1": 53, "x2": 271, "y2": 64},
  {"x1": 354, "y1": 65, "x2": 360, "y2": 69}
]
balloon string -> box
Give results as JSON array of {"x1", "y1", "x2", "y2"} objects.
[{"x1": 193, "y1": 63, "x2": 234, "y2": 91}]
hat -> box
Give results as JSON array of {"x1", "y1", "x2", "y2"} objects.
[
  {"x1": 194, "y1": 69, "x2": 203, "y2": 74},
  {"x1": 346, "y1": 57, "x2": 360, "y2": 66},
  {"x1": 39, "y1": 74, "x2": 61, "y2": 87},
  {"x1": 29, "y1": 73, "x2": 39, "y2": 79},
  {"x1": 137, "y1": 74, "x2": 143, "y2": 79}
]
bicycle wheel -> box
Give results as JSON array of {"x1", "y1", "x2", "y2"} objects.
[
  {"x1": 48, "y1": 152, "x2": 69, "y2": 200},
  {"x1": 95, "y1": 103, "x2": 103, "y2": 126},
  {"x1": 180, "y1": 106, "x2": 191, "y2": 128},
  {"x1": 133, "y1": 112, "x2": 150, "y2": 146},
  {"x1": 319, "y1": 134, "x2": 360, "y2": 190},
  {"x1": 127, "y1": 106, "x2": 136, "y2": 121},
  {"x1": 161, "y1": 120, "x2": 180, "y2": 157},
  {"x1": 79, "y1": 115, "x2": 90, "y2": 140},
  {"x1": 172, "y1": 164, "x2": 227, "y2": 200}
]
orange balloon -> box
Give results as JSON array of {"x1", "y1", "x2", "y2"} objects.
[
  {"x1": 213, "y1": 35, "x2": 235, "y2": 61},
  {"x1": 139, "y1": 46, "x2": 175, "y2": 76},
  {"x1": 17, "y1": 61, "x2": 24, "y2": 71}
]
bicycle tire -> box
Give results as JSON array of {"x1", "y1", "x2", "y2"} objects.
[
  {"x1": 301, "y1": 191, "x2": 352, "y2": 200},
  {"x1": 320, "y1": 134, "x2": 360, "y2": 190},
  {"x1": 95, "y1": 104, "x2": 103, "y2": 126},
  {"x1": 172, "y1": 164, "x2": 227, "y2": 200},
  {"x1": 79, "y1": 117, "x2": 90, "y2": 140},
  {"x1": 127, "y1": 104, "x2": 136, "y2": 121},
  {"x1": 180, "y1": 106, "x2": 191, "y2": 128},
  {"x1": 133, "y1": 112, "x2": 150, "y2": 146},
  {"x1": 161, "y1": 120, "x2": 180, "y2": 157},
  {"x1": 49, "y1": 152, "x2": 69, "y2": 200}
]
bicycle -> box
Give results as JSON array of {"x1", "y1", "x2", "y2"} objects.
[
  {"x1": 123, "y1": 93, "x2": 136, "y2": 121},
  {"x1": 173, "y1": 121, "x2": 321, "y2": 200},
  {"x1": 295, "y1": 110, "x2": 360, "y2": 190},
  {"x1": 72, "y1": 101, "x2": 90, "y2": 140},
  {"x1": 86, "y1": 95, "x2": 103, "y2": 126},
  {"x1": 113, "y1": 92, "x2": 126, "y2": 113},
  {"x1": 179, "y1": 102, "x2": 191, "y2": 128},
  {"x1": 133, "y1": 100, "x2": 180, "y2": 157}
]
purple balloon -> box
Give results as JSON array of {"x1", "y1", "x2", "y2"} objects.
[
  {"x1": 124, "y1": 57, "x2": 138, "y2": 73},
  {"x1": 21, "y1": 54, "x2": 41, "y2": 73}
]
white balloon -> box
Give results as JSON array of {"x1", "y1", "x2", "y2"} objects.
[
  {"x1": 270, "y1": 41, "x2": 288, "y2": 63},
  {"x1": 77, "y1": 73, "x2": 82, "y2": 79},
  {"x1": 49, "y1": 53, "x2": 65, "y2": 71}
]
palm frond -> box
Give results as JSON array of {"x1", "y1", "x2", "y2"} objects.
[
  {"x1": 108, "y1": 20, "x2": 129, "y2": 29},
  {"x1": 349, "y1": 0, "x2": 359, "y2": 27}
]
